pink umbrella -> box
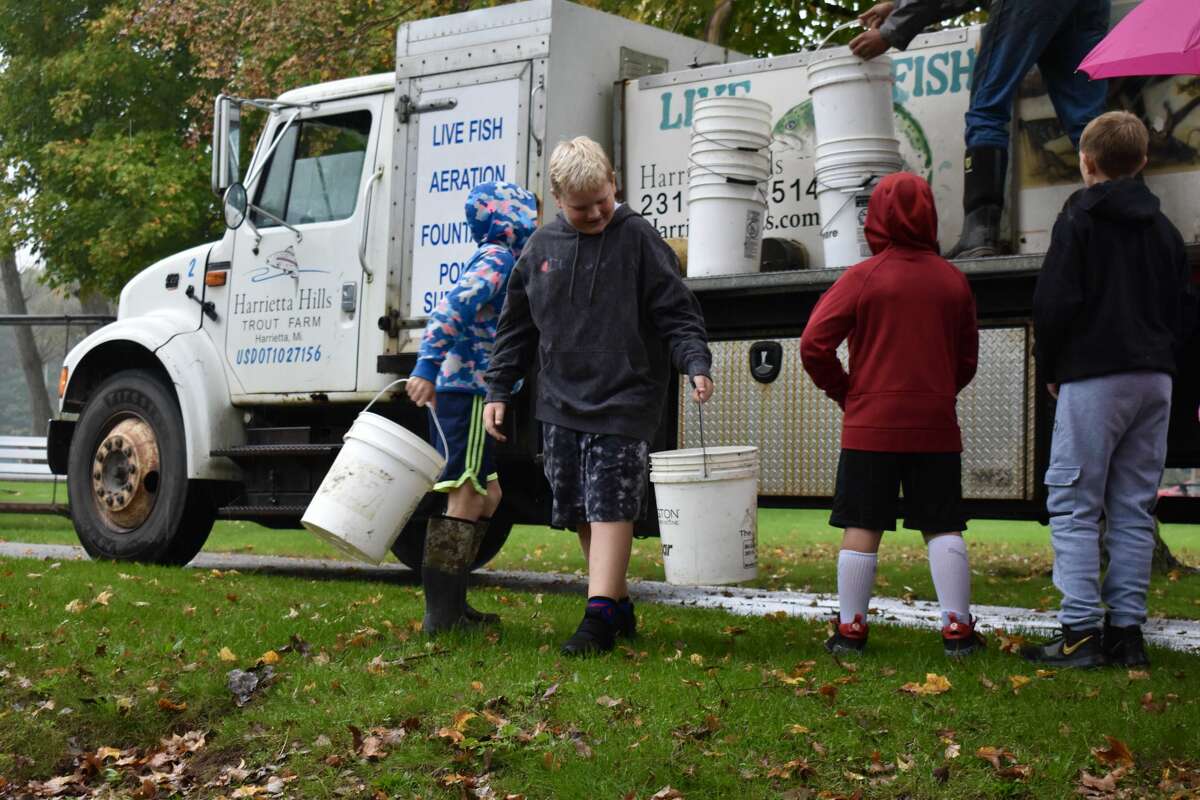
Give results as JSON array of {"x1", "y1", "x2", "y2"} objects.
[{"x1": 1079, "y1": 0, "x2": 1200, "y2": 79}]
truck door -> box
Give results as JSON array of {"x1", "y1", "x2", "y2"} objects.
[
  {"x1": 398, "y1": 62, "x2": 534, "y2": 322},
  {"x1": 210, "y1": 94, "x2": 385, "y2": 395}
]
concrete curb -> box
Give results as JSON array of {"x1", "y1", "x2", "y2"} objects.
[{"x1": 3, "y1": 542, "x2": 1198, "y2": 653}]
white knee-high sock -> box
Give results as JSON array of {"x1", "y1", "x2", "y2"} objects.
[
  {"x1": 927, "y1": 534, "x2": 971, "y2": 627},
  {"x1": 837, "y1": 550, "x2": 877, "y2": 625}
]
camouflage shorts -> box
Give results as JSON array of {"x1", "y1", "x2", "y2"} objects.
[{"x1": 542, "y1": 423, "x2": 650, "y2": 529}]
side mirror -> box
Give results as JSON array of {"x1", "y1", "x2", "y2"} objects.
[
  {"x1": 211, "y1": 94, "x2": 241, "y2": 195},
  {"x1": 223, "y1": 183, "x2": 247, "y2": 229}
]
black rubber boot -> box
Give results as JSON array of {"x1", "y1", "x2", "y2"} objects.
[
  {"x1": 421, "y1": 516, "x2": 480, "y2": 636},
  {"x1": 1103, "y1": 615, "x2": 1150, "y2": 668},
  {"x1": 947, "y1": 146, "x2": 1008, "y2": 259},
  {"x1": 463, "y1": 520, "x2": 501, "y2": 626},
  {"x1": 616, "y1": 596, "x2": 637, "y2": 639},
  {"x1": 1019, "y1": 624, "x2": 1107, "y2": 669}
]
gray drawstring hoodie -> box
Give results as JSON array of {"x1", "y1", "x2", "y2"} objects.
[{"x1": 485, "y1": 204, "x2": 712, "y2": 442}]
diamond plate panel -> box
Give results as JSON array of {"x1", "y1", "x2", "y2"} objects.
[{"x1": 678, "y1": 327, "x2": 1034, "y2": 500}]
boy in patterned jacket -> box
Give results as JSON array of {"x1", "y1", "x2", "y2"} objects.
[{"x1": 406, "y1": 180, "x2": 538, "y2": 635}]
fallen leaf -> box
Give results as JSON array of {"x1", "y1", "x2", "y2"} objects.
[
  {"x1": 1035, "y1": 669, "x2": 1057, "y2": 679},
  {"x1": 1008, "y1": 675, "x2": 1032, "y2": 693},
  {"x1": 573, "y1": 737, "x2": 594, "y2": 759},
  {"x1": 1127, "y1": 669, "x2": 1150, "y2": 681},
  {"x1": 258, "y1": 650, "x2": 280, "y2": 666},
  {"x1": 979, "y1": 676, "x2": 997, "y2": 691},
  {"x1": 218, "y1": 647, "x2": 237, "y2": 662},
  {"x1": 900, "y1": 673, "x2": 952, "y2": 696},
  {"x1": 1091, "y1": 736, "x2": 1134, "y2": 768},
  {"x1": 157, "y1": 698, "x2": 187, "y2": 713},
  {"x1": 944, "y1": 743, "x2": 961, "y2": 760},
  {"x1": 896, "y1": 754, "x2": 914, "y2": 772},
  {"x1": 933, "y1": 764, "x2": 950, "y2": 783},
  {"x1": 650, "y1": 787, "x2": 683, "y2": 800},
  {"x1": 787, "y1": 724, "x2": 810, "y2": 735},
  {"x1": 1140, "y1": 692, "x2": 1165, "y2": 714},
  {"x1": 995, "y1": 630, "x2": 1027, "y2": 654},
  {"x1": 595, "y1": 695, "x2": 624, "y2": 708},
  {"x1": 93, "y1": 590, "x2": 113, "y2": 606},
  {"x1": 65, "y1": 599, "x2": 87, "y2": 614}
]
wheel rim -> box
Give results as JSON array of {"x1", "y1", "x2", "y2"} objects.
[{"x1": 90, "y1": 416, "x2": 161, "y2": 530}]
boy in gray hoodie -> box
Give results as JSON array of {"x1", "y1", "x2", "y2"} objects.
[{"x1": 484, "y1": 136, "x2": 713, "y2": 656}]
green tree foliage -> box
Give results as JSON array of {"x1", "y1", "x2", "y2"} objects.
[{"x1": 0, "y1": 1, "x2": 219, "y2": 299}]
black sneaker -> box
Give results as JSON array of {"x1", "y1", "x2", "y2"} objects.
[
  {"x1": 1103, "y1": 616, "x2": 1150, "y2": 668},
  {"x1": 1019, "y1": 625, "x2": 1107, "y2": 669},
  {"x1": 942, "y1": 613, "x2": 986, "y2": 658},
  {"x1": 616, "y1": 599, "x2": 637, "y2": 639},
  {"x1": 560, "y1": 609, "x2": 616, "y2": 657},
  {"x1": 824, "y1": 614, "x2": 868, "y2": 655}
]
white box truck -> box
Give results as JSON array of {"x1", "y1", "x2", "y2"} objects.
[{"x1": 47, "y1": 0, "x2": 1200, "y2": 566}]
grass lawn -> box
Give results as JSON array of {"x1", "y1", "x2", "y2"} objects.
[
  {"x1": 1, "y1": 556, "x2": 1198, "y2": 799},
  {"x1": 5, "y1": 480, "x2": 1200, "y2": 620}
]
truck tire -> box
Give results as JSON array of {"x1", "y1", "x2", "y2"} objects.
[
  {"x1": 67, "y1": 369, "x2": 216, "y2": 565},
  {"x1": 390, "y1": 511, "x2": 514, "y2": 573}
]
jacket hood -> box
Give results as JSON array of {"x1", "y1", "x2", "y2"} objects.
[
  {"x1": 864, "y1": 172, "x2": 939, "y2": 255},
  {"x1": 1076, "y1": 177, "x2": 1160, "y2": 222},
  {"x1": 466, "y1": 181, "x2": 539, "y2": 255}
]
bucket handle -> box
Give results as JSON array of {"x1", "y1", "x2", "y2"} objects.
[
  {"x1": 689, "y1": 377, "x2": 709, "y2": 479},
  {"x1": 687, "y1": 158, "x2": 770, "y2": 204},
  {"x1": 691, "y1": 127, "x2": 769, "y2": 153},
  {"x1": 815, "y1": 19, "x2": 860, "y2": 52},
  {"x1": 816, "y1": 173, "x2": 878, "y2": 237},
  {"x1": 362, "y1": 378, "x2": 450, "y2": 460}
]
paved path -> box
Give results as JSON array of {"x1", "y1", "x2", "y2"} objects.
[{"x1": 3, "y1": 542, "x2": 1198, "y2": 653}]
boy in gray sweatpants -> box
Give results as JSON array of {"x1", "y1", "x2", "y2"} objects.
[{"x1": 1022, "y1": 112, "x2": 1195, "y2": 668}]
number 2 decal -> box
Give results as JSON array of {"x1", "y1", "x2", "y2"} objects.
[{"x1": 187, "y1": 258, "x2": 197, "y2": 278}]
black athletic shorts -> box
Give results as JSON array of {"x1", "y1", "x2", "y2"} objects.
[{"x1": 829, "y1": 449, "x2": 967, "y2": 534}]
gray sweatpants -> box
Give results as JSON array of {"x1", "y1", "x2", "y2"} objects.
[{"x1": 1045, "y1": 371, "x2": 1172, "y2": 629}]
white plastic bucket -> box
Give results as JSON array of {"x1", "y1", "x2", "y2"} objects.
[
  {"x1": 692, "y1": 96, "x2": 772, "y2": 122},
  {"x1": 807, "y1": 53, "x2": 896, "y2": 145},
  {"x1": 689, "y1": 148, "x2": 771, "y2": 179},
  {"x1": 692, "y1": 116, "x2": 772, "y2": 144},
  {"x1": 817, "y1": 182, "x2": 874, "y2": 269},
  {"x1": 687, "y1": 186, "x2": 767, "y2": 277},
  {"x1": 301, "y1": 379, "x2": 448, "y2": 564},
  {"x1": 691, "y1": 130, "x2": 771, "y2": 151},
  {"x1": 651, "y1": 445, "x2": 759, "y2": 585}
]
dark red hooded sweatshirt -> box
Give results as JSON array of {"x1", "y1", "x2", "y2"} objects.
[{"x1": 800, "y1": 172, "x2": 978, "y2": 453}]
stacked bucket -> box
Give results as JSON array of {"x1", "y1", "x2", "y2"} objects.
[
  {"x1": 686, "y1": 96, "x2": 773, "y2": 277},
  {"x1": 808, "y1": 52, "x2": 903, "y2": 268}
]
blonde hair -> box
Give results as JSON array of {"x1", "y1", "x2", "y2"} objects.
[
  {"x1": 1080, "y1": 111, "x2": 1149, "y2": 178},
  {"x1": 549, "y1": 136, "x2": 614, "y2": 196}
]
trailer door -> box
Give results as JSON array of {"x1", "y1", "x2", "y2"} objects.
[{"x1": 398, "y1": 62, "x2": 533, "y2": 323}]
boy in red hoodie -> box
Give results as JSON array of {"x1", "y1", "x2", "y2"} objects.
[{"x1": 800, "y1": 171, "x2": 983, "y2": 657}]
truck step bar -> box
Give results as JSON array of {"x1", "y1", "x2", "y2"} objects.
[
  {"x1": 211, "y1": 443, "x2": 342, "y2": 458},
  {"x1": 216, "y1": 504, "x2": 308, "y2": 519}
]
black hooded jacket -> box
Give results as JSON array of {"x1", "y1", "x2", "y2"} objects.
[
  {"x1": 1033, "y1": 178, "x2": 1195, "y2": 385},
  {"x1": 485, "y1": 204, "x2": 711, "y2": 442}
]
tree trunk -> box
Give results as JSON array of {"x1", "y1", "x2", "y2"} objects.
[
  {"x1": 0, "y1": 247, "x2": 53, "y2": 435},
  {"x1": 705, "y1": 0, "x2": 733, "y2": 44}
]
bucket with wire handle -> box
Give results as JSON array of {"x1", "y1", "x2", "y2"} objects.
[
  {"x1": 649, "y1": 380, "x2": 759, "y2": 585},
  {"x1": 301, "y1": 378, "x2": 448, "y2": 564}
]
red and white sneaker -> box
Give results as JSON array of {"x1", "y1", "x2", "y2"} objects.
[
  {"x1": 825, "y1": 613, "x2": 868, "y2": 655},
  {"x1": 942, "y1": 613, "x2": 986, "y2": 657}
]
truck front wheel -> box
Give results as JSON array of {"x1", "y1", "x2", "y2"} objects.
[{"x1": 67, "y1": 369, "x2": 216, "y2": 565}]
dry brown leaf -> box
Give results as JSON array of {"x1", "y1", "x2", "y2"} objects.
[
  {"x1": 995, "y1": 630, "x2": 1027, "y2": 653},
  {"x1": 1035, "y1": 669, "x2": 1057, "y2": 679},
  {"x1": 1127, "y1": 669, "x2": 1150, "y2": 681},
  {"x1": 93, "y1": 590, "x2": 113, "y2": 606},
  {"x1": 156, "y1": 698, "x2": 187, "y2": 713},
  {"x1": 65, "y1": 599, "x2": 87, "y2": 614},
  {"x1": 218, "y1": 647, "x2": 237, "y2": 662},
  {"x1": 650, "y1": 787, "x2": 684, "y2": 800},
  {"x1": 595, "y1": 695, "x2": 624, "y2": 708},
  {"x1": 452, "y1": 710, "x2": 478, "y2": 732},
  {"x1": 1008, "y1": 675, "x2": 1032, "y2": 692},
  {"x1": 257, "y1": 650, "x2": 280, "y2": 666},
  {"x1": 944, "y1": 743, "x2": 961, "y2": 760},
  {"x1": 899, "y1": 673, "x2": 952, "y2": 696},
  {"x1": 1091, "y1": 736, "x2": 1134, "y2": 768},
  {"x1": 573, "y1": 737, "x2": 594, "y2": 759},
  {"x1": 979, "y1": 676, "x2": 997, "y2": 691}
]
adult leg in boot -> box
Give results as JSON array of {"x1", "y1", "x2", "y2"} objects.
[
  {"x1": 947, "y1": 146, "x2": 1007, "y2": 259},
  {"x1": 422, "y1": 515, "x2": 480, "y2": 635}
]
